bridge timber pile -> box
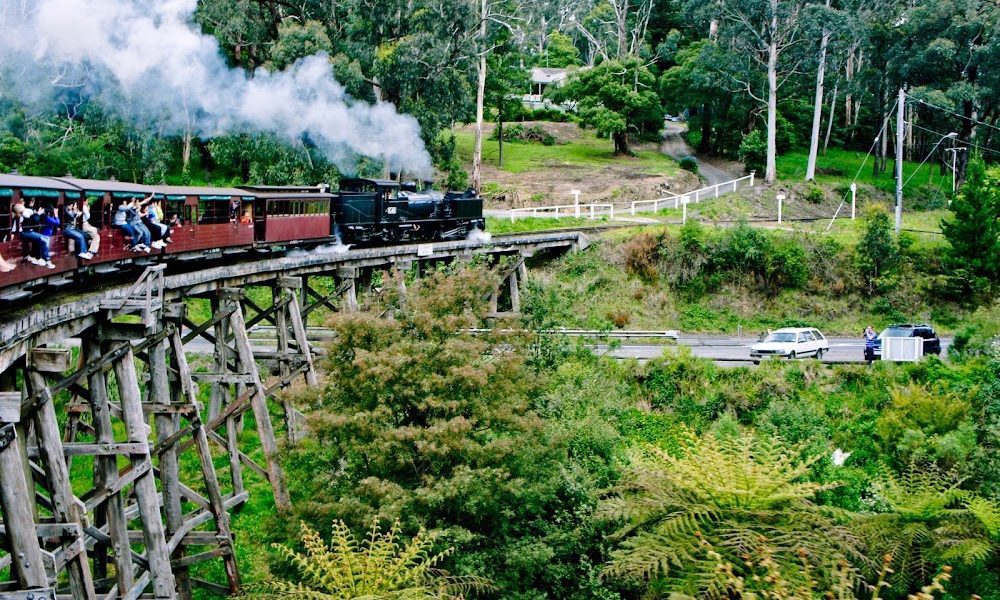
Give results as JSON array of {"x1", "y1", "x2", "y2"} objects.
[{"x1": 0, "y1": 231, "x2": 587, "y2": 600}]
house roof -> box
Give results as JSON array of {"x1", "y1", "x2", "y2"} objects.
[{"x1": 530, "y1": 67, "x2": 570, "y2": 85}]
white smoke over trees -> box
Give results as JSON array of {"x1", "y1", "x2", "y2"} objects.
[{"x1": 0, "y1": 0, "x2": 433, "y2": 177}]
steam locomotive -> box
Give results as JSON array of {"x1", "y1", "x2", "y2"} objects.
[{"x1": 0, "y1": 174, "x2": 485, "y2": 303}]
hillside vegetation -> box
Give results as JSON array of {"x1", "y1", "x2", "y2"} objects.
[{"x1": 225, "y1": 264, "x2": 1000, "y2": 600}]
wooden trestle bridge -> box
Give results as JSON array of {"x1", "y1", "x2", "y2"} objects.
[{"x1": 0, "y1": 231, "x2": 587, "y2": 600}]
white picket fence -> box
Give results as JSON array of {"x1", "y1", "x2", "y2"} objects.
[
  {"x1": 506, "y1": 172, "x2": 753, "y2": 223},
  {"x1": 630, "y1": 172, "x2": 755, "y2": 216},
  {"x1": 509, "y1": 203, "x2": 614, "y2": 222}
]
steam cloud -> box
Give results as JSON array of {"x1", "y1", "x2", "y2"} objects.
[{"x1": 0, "y1": 0, "x2": 433, "y2": 176}]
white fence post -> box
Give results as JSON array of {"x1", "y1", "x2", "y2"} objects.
[
  {"x1": 750, "y1": 170, "x2": 756, "y2": 186},
  {"x1": 777, "y1": 193, "x2": 785, "y2": 224},
  {"x1": 572, "y1": 189, "x2": 581, "y2": 218},
  {"x1": 850, "y1": 183, "x2": 857, "y2": 220}
]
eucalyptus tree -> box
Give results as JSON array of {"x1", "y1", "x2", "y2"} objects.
[
  {"x1": 804, "y1": 0, "x2": 835, "y2": 180},
  {"x1": 714, "y1": 0, "x2": 809, "y2": 183},
  {"x1": 894, "y1": 0, "x2": 1000, "y2": 187},
  {"x1": 470, "y1": 0, "x2": 522, "y2": 193}
]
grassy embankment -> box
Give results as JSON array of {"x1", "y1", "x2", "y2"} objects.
[
  {"x1": 526, "y1": 225, "x2": 962, "y2": 336},
  {"x1": 452, "y1": 128, "x2": 679, "y2": 174}
]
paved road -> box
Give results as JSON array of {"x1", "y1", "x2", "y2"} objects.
[
  {"x1": 599, "y1": 336, "x2": 952, "y2": 365},
  {"x1": 185, "y1": 331, "x2": 951, "y2": 368},
  {"x1": 661, "y1": 122, "x2": 742, "y2": 186}
]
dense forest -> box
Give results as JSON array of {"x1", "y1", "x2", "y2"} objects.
[{"x1": 1, "y1": 0, "x2": 998, "y2": 192}]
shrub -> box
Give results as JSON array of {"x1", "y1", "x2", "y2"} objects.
[
  {"x1": 678, "y1": 156, "x2": 699, "y2": 174},
  {"x1": 624, "y1": 231, "x2": 662, "y2": 281},
  {"x1": 490, "y1": 123, "x2": 556, "y2": 145},
  {"x1": 806, "y1": 185, "x2": 825, "y2": 204},
  {"x1": 606, "y1": 309, "x2": 631, "y2": 328},
  {"x1": 738, "y1": 129, "x2": 766, "y2": 174}
]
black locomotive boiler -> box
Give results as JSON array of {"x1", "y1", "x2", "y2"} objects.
[{"x1": 333, "y1": 178, "x2": 484, "y2": 244}]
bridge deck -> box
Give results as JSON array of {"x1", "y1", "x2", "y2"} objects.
[{"x1": 0, "y1": 231, "x2": 587, "y2": 374}]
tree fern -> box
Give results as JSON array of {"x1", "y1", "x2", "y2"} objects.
[
  {"x1": 243, "y1": 520, "x2": 493, "y2": 599},
  {"x1": 859, "y1": 464, "x2": 1000, "y2": 594},
  {"x1": 601, "y1": 429, "x2": 862, "y2": 596}
]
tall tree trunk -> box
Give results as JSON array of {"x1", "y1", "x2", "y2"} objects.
[
  {"x1": 471, "y1": 0, "x2": 487, "y2": 193},
  {"x1": 851, "y1": 48, "x2": 864, "y2": 130},
  {"x1": 182, "y1": 129, "x2": 193, "y2": 179},
  {"x1": 845, "y1": 45, "x2": 854, "y2": 130},
  {"x1": 765, "y1": 8, "x2": 778, "y2": 184},
  {"x1": 823, "y1": 79, "x2": 838, "y2": 154},
  {"x1": 956, "y1": 98, "x2": 974, "y2": 189},
  {"x1": 805, "y1": 3, "x2": 831, "y2": 181},
  {"x1": 498, "y1": 102, "x2": 504, "y2": 168},
  {"x1": 699, "y1": 102, "x2": 713, "y2": 154}
]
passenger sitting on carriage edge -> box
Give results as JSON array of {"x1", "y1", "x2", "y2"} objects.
[
  {"x1": 38, "y1": 205, "x2": 61, "y2": 262},
  {"x1": 63, "y1": 202, "x2": 94, "y2": 260},
  {"x1": 128, "y1": 197, "x2": 154, "y2": 251},
  {"x1": 142, "y1": 200, "x2": 170, "y2": 247},
  {"x1": 80, "y1": 201, "x2": 100, "y2": 255},
  {"x1": 13, "y1": 202, "x2": 54, "y2": 268},
  {"x1": 113, "y1": 199, "x2": 142, "y2": 250}
]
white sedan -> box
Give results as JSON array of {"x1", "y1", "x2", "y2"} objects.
[{"x1": 750, "y1": 327, "x2": 829, "y2": 363}]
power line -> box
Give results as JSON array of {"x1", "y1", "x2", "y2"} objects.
[
  {"x1": 826, "y1": 98, "x2": 897, "y2": 231},
  {"x1": 906, "y1": 121, "x2": 1000, "y2": 157},
  {"x1": 901, "y1": 132, "x2": 952, "y2": 189},
  {"x1": 909, "y1": 94, "x2": 1000, "y2": 136}
]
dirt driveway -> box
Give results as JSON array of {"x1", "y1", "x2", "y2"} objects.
[{"x1": 461, "y1": 122, "x2": 700, "y2": 209}]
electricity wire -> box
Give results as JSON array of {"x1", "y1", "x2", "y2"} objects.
[
  {"x1": 825, "y1": 97, "x2": 898, "y2": 231},
  {"x1": 906, "y1": 121, "x2": 1000, "y2": 157},
  {"x1": 909, "y1": 94, "x2": 1000, "y2": 136}
]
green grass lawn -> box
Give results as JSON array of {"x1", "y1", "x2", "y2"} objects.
[
  {"x1": 453, "y1": 129, "x2": 679, "y2": 175},
  {"x1": 486, "y1": 215, "x2": 611, "y2": 234},
  {"x1": 777, "y1": 148, "x2": 952, "y2": 194}
]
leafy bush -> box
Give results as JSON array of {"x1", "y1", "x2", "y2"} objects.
[
  {"x1": 855, "y1": 204, "x2": 900, "y2": 295},
  {"x1": 284, "y1": 265, "x2": 624, "y2": 599},
  {"x1": 875, "y1": 384, "x2": 976, "y2": 470},
  {"x1": 520, "y1": 107, "x2": 574, "y2": 122},
  {"x1": 738, "y1": 129, "x2": 766, "y2": 174},
  {"x1": 805, "y1": 185, "x2": 825, "y2": 204},
  {"x1": 490, "y1": 124, "x2": 556, "y2": 145},
  {"x1": 678, "y1": 155, "x2": 699, "y2": 174}
]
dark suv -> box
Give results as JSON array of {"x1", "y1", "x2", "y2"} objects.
[{"x1": 873, "y1": 324, "x2": 941, "y2": 359}]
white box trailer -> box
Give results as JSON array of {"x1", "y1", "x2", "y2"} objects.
[{"x1": 882, "y1": 336, "x2": 924, "y2": 362}]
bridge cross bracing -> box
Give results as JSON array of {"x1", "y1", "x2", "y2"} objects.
[{"x1": 0, "y1": 231, "x2": 586, "y2": 599}]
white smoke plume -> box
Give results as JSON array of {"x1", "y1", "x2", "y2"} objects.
[{"x1": 0, "y1": 0, "x2": 433, "y2": 176}]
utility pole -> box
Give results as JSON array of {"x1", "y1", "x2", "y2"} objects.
[
  {"x1": 944, "y1": 147, "x2": 967, "y2": 194},
  {"x1": 894, "y1": 88, "x2": 905, "y2": 235}
]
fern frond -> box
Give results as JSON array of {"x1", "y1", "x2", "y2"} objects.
[{"x1": 966, "y1": 495, "x2": 1000, "y2": 538}]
